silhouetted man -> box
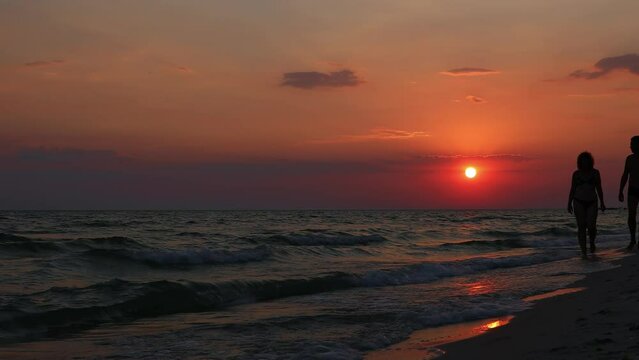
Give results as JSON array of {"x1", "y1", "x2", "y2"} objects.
[{"x1": 619, "y1": 136, "x2": 639, "y2": 250}]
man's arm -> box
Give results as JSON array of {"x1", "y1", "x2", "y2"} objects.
[{"x1": 619, "y1": 157, "x2": 630, "y2": 202}]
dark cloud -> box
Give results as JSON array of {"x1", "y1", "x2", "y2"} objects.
[
  {"x1": 440, "y1": 68, "x2": 499, "y2": 76},
  {"x1": 281, "y1": 69, "x2": 362, "y2": 89},
  {"x1": 23, "y1": 59, "x2": 65, "y2": 67},
  {"x1": 570, "y1": 53, "x2": 639, "y2": 79},
  {"x1": 465, "y1": 95, "x2": 486, "y2": 103}
]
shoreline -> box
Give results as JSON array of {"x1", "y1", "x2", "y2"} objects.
[{"x1": 368, "y1": 253, "x2": 638, "y2": 360}]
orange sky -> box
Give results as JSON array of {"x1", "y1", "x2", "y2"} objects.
[{"x1": 1, "y1": 0, "x2": 638, "y2": 208}]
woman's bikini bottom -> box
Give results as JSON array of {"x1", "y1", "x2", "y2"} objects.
[{"x1": 573, "y1": 198, "x2": 597, "y2": 208}]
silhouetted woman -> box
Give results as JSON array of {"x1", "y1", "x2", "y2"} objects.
[{"x1": 568, "y1": 152, "x2": 606, "y2": 259}]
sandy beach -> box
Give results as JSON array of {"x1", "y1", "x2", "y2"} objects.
[{"x1": 369, "y1": 253, "x2": 639, "y2": 360}]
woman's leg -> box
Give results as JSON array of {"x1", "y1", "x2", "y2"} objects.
[
  {"x1": 586, "y1": 200, "x2": 598, "y2": 253},
  {"x1": 573, "y1": 201, "x2": 588, "y2": 258}
]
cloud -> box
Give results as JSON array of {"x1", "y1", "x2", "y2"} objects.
[
  {"x1": 570, "y1": 53, "x2": 639, "y2": 79},
  {"x1": 567, "y1": 87, "x2": 639, "y2": 98},
  {"x1": 440, "y1": 68, "x2": 499, "y2": 77},
  {"x1": 281, "y1": 69, "x2": 362, "y2": 89},
  {"x1": 23, "y1": 59, "x2": 65, "y2": 67},
  {"x1": 465, "y1": 95, "x2": 487, "y2": 103},
  {"x1": 614, "y1": 87, "x2": 639, "y2": 93},
  {"x1": 309, "y1": 128, "x2": 429, "y2": 144},
  {"x1": 415, "y1": 154, "x2": 531, "y2": 162},
  {"x1": 174, "y1": 66, "x2": 193, "y2": 74},
  {"x1": 165, "y1": 64, "x2": 194, "y2": 74},
  {"x1": 567, "y1": 93, "x2": 614, "y2": 98}
]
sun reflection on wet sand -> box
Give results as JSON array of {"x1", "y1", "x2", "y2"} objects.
[
  {"x1": 523, "y1": 287, "x2": 586, "y2": 302},
  {"x1": 367, "y1": 285, "x2": 594, "y2": 360},
  {"x1": 365, "y1": 316, "x2": 514, "y2": 360},
  {"x1": 479, "y1": 318, "x2": 510, "y2": 331}
]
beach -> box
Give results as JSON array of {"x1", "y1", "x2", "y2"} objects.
[{"x1": 370, "y1": 254, "x2": 639, "y2": 360}]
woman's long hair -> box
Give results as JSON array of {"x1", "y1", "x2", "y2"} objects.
[{"x1": 577, "y1": 151, "x2": 594, "y2": 171}]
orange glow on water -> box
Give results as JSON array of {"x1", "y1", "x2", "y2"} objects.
[{"x1": 461, "y1": 280, "x2": 494, "y2": 296}]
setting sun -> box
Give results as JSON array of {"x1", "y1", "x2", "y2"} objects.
[{"x1": 465, "y1": 167, "x2": 477, "y2": 179}]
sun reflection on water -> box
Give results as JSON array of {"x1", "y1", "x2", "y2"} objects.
[{"x1": 461, "y1": 280, "x2": 495, "y2": 296}]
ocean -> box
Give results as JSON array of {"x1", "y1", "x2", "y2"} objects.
[{"x1": 0, "y1": 210, "x2": 630, "y2": 359}]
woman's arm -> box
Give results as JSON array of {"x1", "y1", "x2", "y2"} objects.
[
  {"x1": 596, "y1": 170, "x2": 605, "y2": 211},
  {"x1": 567, "y1": 172, "x2": 576, "y2": 214}
]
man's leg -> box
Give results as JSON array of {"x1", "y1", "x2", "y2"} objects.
[{"x1": 629, "y1": 196, "x2": 638, "y2": 249}]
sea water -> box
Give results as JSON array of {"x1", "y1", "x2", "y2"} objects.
[{"x1": 0, "y1": 210, "x2": 630, "y2": 359}]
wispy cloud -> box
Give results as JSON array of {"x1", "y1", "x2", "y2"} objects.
[
  {"x1": 281, "y1": 69, "x2": 362, "y2": 89},
  {"x1": 172, "y1": 65, "x2": 193, "y2": 74},
  {"x1": 567, "y1": 87, "x2": 639, "y2": 98},
  {"x1": 440, "y1": 67, "x2": 499, "y2": 77},
  {"x1": 309, "y1": 128, "x2": 429, "y2": 144},
  {"x1": 570, "y1": 53, "x2": 639, "y2": 79},
  {"x1": 465, "y1": 95, "x2": 487, "y2": 103},
  {"x1": 415, "y1": 154, "x2": 531, "y2": 162},
  {"x1": 614, "y1": 87, "x2": 639, "y2": 93},
  {"x1": 567, "y1": 93, "x2": 614, "y2": 99},
  {"x1": 23, "y1": 59, "x2": 65, "y2": 67}
]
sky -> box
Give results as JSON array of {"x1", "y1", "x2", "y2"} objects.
[{"x1": 1, "y1": 0, "x2": 639, "y2": 209}]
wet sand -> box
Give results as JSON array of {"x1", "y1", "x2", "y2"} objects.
[{"x1": 369, "y1": 254, "x2": 639, "y2": 360}]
